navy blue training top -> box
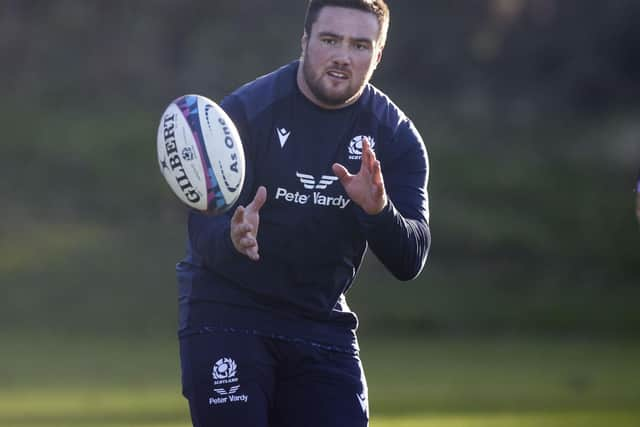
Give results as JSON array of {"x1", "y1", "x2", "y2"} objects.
[{"x1": 177, "y1": 61, "x2": 430, "y2": 353}]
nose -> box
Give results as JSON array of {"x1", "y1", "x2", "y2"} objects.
[{"x1": 332, "y1": 44, "x2": 352, "y2": 67}]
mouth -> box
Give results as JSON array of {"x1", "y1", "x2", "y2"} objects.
[{"x1": 326, "y1": 69, "x2": 350, "y2": 80}]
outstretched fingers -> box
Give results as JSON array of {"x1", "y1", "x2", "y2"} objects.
[
  {"x1": 363, "y1": 137, "x2": 379, "y2": 176},
  {"x1": 230, "y1": 187, "x2": 267, "y2": 261},
  {"x1": 372, "y1": 159, "x2": 383, "y2": 186},
  {"x1": 231, "y1": 206, "x2": 251, "y2": 243}
]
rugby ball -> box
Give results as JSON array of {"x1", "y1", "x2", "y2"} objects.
[{"x1": 157, "y1": 94, "x2": 245, "y2": 214}]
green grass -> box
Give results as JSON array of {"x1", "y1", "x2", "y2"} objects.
[
  {"x1": 1, "y1": 336, "x2": 638, "y2": 426},
  {"x1": 374, "y1": 411, "x2": 640, "y2": 427}
]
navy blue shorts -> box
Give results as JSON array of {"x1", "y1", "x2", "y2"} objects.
[{"x1": 179, "y1": 330, "x2": 369, "y2": 427}]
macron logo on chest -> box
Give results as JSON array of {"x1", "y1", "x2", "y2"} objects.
[{"x1": 276, "y1": 127, "x2": 291, "y2": 148}]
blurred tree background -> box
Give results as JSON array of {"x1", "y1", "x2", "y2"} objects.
[{"x1": 1, "y1": 0, "x2": 640, "y2": 341}]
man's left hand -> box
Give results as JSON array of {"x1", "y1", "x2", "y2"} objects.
[{"x1": 332, "y1": 138, "x2": 387, "y2": 215}]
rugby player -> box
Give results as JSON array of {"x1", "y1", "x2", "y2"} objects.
[{"x1": 177, "y1": 1, "x2": 431, "y2": 425}]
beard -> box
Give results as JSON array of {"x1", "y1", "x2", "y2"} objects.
[{"x1": 301, "y1": 53, "x2": 365, "y2": 107}]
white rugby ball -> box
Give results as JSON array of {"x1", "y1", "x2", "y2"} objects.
[{"x1": 157, "y1": 94, "x2": 245, "y2": 214}]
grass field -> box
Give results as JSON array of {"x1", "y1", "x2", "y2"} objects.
[{"x1": 1, "y1": 335, "x2": 639, "y2": 427}]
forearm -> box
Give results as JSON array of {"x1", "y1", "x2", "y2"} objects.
[{"x1": 359, "y1": 200, "x2": 431, "y2": 280}]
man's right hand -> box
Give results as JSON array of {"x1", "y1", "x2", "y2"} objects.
[{"x1": 231, "y1": 186, "x2": 267, "y2": 261}]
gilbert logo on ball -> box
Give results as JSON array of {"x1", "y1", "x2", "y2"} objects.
[{"x1": 157, "y1": 94, "x2": 245, "y2": 214}]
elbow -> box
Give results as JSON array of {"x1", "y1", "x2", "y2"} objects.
[
  {"x1": 391, "y1": 258, "x2": 427, "y2": 281},
  {"x1": 389, "y1": 247, "x2": 429, "y2": 281},
  {"x1": 391, "y1": 270, "x2": 420, "y2": 282},
  {"x1": 392, "y1": 231, "x2": 431, "y2": 282}
]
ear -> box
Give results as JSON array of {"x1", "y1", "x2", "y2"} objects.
[{"x1": 375, "y1": 47, "x2": 383, "y2": 65}]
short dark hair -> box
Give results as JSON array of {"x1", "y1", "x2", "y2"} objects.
[{"x1": 303, "y1": 0, "x2": 390, "y2": 48}]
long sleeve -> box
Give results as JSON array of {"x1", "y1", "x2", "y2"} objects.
[{"x1": 356, "y1": 119, "x2": 431, "y2": 280}]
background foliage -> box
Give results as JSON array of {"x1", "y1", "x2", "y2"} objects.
[{"x1": 2, "y1": 0, "x2": 639, "y2": 338}]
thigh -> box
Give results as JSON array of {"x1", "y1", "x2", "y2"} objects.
[
  {"x1": 272, "y1": 346, "x2": 369, "y2": 427},
  {"x1": 179, "y1": 331, "x2": 276, "y2": 427}
]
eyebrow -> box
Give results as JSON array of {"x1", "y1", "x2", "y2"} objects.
[{"x1": 317, "y1": 31, "x2": 374, "y2": 45}]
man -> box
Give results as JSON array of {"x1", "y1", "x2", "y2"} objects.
[{"x1": 177, "y1": 1, "x2": 430, "y2": 426}]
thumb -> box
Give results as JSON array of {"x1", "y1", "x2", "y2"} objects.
[
  {"x1": 248, "y1": 186, "x2": 267, "y2": 212},
  {"x1": 332, "y1": 163, "x2": 351, "y2": 182}
]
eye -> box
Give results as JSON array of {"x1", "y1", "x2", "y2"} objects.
[
  {"x1": 321, "y1": 38, "x2": 337, "y2": 46},
  {"x1": 354, "y1": 42, "x2": 371, "y2": 51}
]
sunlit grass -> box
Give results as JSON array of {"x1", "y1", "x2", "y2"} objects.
[
  {"x1": 373, "y1": 411, "x2": 640, "y2": 427},
  {"x1": 1, "y1": 389, "x2": 638, "y2": 427},
  {"x1": 1, "y1": 336, "x2": 639, "y2": 426},
  {"x1": 0, "y1": 388, "x2": 187, "y2": 425}
]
